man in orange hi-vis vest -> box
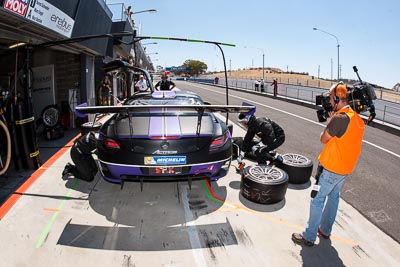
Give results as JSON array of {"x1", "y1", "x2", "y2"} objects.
[{"x1": 292, "y1": 82, "x2": 365, "y2": 246}]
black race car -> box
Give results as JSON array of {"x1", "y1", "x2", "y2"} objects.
[{"x1": 76, "y1": 64, "x2": 253, "y2": 188}]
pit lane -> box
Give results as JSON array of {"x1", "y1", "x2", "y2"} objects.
[{"x1": 0, "y1": 83, "x2": 399, "y2": 266}]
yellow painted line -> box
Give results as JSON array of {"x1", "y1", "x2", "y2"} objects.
[
  {"x1": 204, "y1": 181, "x2": 358, "y2": 247},
  {"x1": 43, "y1": 208, "x2": 61, "y2": 212}
]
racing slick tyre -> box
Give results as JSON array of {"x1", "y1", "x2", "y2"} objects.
[
  {"x1": 275, "y1": 153, "x2": 313, "y2": 184},
  {"x1": 240, "y1": 165, "x2": 288, "y2": 204},
  {"x1": 41, "y1": 105, "x2": 64, "y2": 140},
  {"x1": 41, "y1": 105, "x2": 61, "y2": 129}
]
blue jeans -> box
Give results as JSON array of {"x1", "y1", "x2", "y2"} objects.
[{"x1": 302, "y1": 168, "x2": 346, "y2": 242}]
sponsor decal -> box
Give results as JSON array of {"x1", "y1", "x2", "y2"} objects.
[
  {"x1": 3, "y1": 0, "x2": 30, "y2": 16},
  {"x1": 25, "y1": 0, "x2": 74, "y2": 37},
  {"x1": 144, "y1": 156, "x2": 186, "y2": 165},
  {"x1": 149, "y1": 167, "x2": 183, "y2": 175},
  {"x1": 152, "y1": 150, "x2": 178, "y2": 155},
  {"x1": 3, "y1": 0, "x2": 75, "y2": 37}
]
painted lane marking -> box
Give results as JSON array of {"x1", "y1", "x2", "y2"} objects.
[
  {"x1": 191, "y1": 83, "x2": 400, "y2": 159},
  {"x1": 181, "y1": 184, "x2": 208, "y2": 267},
  {"x1": 43, "y1": 208, "x2": 61, "y2": 212},
  {"x1": 36, "y1": 179, "x2": 79, "y2": 249},
  {"x1": 201, "y1": 180, "x2": 358, "y2": 247},
  {"x1": 0, "y1": 134, "x2": 81, "y2": 219}
]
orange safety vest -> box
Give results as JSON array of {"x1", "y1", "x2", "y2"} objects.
[{"x1": 318, "y1": 107, "x2": 365, "y2": 175}]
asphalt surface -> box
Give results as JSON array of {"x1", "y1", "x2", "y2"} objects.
[
  {"x1": 178, "y1": 81, "x2": 400, "y2": 243},
  {"x1": 0, "y1": 128, "x2": 81, "y2": 205},
  {"x1": 1, "y1": 82, "x2": 399, "y2": 266}
]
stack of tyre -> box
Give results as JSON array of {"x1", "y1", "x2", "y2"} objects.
[{"x1": 240, "y1": 153, "x2": 313, "y2": 204}]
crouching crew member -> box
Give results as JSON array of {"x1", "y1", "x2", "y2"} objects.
[
  {"x1": 63, "y1": 131, "x2": 98, "y2": 182},
  {"x1": 235, "y1": 111, "x2": 285, "y2": 165}
]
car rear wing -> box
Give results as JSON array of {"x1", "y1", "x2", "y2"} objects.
[
  {"x1": 76, "y1": 104, "x2": 255, "y2": 138},
  {"x1": 75, "y1": 104, "x2": 255, "y2": 115}
]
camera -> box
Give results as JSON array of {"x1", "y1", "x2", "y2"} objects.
[
  {"x1": 316, "y1": 93, "x2": 333, "y2": 122},
  {"x1": 315, "y1": 66, "x2": 376, "y2": 124}
]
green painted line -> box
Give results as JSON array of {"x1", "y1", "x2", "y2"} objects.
[
  {"x1": 35, "y1": 179, "x2": 79, "y2": 249},
  {"x1": 201, "y1": 180, "x2": 224, "y2": 204}
]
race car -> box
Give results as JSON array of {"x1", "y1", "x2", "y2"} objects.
[{"x1": 76, "y1": 89, "x2": 254, "y2": 189}]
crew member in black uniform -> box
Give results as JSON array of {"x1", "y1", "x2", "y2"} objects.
[
  {"x1": 155, "y1": 75, "x2": 176, "y2": 90},
  {"x1": 234, "y1": 111, "x2": 285, "y2": 165},
  {"x1": 62, "y1": 131, "x2": 98, "y2": 182}
]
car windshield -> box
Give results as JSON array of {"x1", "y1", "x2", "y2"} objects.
[
  {"x1": 118, "y1": 91, "x2": 209, "y2": 117},
  {"x1": 125, "y1": 95, "x2": 204, "y2": 106}
]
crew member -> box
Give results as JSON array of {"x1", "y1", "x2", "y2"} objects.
[
  {"x1": 135, "y1": 75, "x2": 149, "y2": 92},
  {"x1": 62, "y1": 131, "x2": 98, "y2": 182},
  {"x1": 155, "y1": 75, "x2": 176, "y2": 90},
  {"x1": 271, "y1": 78, "x2": 278, "y2": 97},
  {"x1": 235, "y1": 110, "x2": 285, "y2": 165},
  {"x1": 99, "y1": 75, "x2": 112, "y2": 105}
]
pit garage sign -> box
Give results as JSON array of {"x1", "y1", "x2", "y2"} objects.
[{"x1": 3, "y1": 0, "x2": 74, "y2": 37}]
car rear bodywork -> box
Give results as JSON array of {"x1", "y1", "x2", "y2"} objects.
[{"x1": 76, "y1": 90, "x2": 254, "y2": 187}]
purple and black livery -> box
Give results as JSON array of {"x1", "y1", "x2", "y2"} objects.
[{"x1": 76, "y1": 90, "x2": 254, "y2": 188}]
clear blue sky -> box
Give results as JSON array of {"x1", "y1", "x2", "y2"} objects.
[{"x1": 106, "y1": 0, "x2": 399, "y2": 89}]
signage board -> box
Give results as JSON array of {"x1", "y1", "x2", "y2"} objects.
[
  {"x1": 31, "y1": 64, "x2": 55, "y2": 121},
  {"x1": 2, "y1": 0, "x2": 74, "y2": 37},
  {"x1": 165, "y1": 67, "x2": 190, "y2": 72}
]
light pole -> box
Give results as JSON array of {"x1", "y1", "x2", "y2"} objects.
[
  {"x1": 313, "y1": 27, "x2": 340, "y2": 80},
  {"x1": 147, "y1": 53, "x2": 158, "y2": 65},
  {"x1": 131, "y1": 9, "x2": 157, "y2": 15},
  {"x1": 244, "y1": 46, "x2": 265, "y2": 80},
  {"x1": 142, "y1": 42, "x2": 157, "y2": 53},
  {"x1": 127, "y1": 8, "x2": 157, "y2": 31},
  {"x1": 142, "y1": 42, "x2": 157, "y2": 46}
]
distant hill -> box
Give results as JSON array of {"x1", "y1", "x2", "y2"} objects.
[
  {"x1": 204, "y1": 68, "x2": 394, "y2": 91},
  {"x1": 204, "y1": 68, "x2": 336, "y2": 90},
  {"x1": 201, "y1": 68, "x2": 399, "y2": 103}
]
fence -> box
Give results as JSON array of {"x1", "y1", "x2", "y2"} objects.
[
  {"x1": 208, "y1": 74, "x2": 400, "y2": 103},
  {"x1": 189, "y1": 77, "x2": 400, "y2": 128}
]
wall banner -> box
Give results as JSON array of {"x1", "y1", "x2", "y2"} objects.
[
  {"x1": 32, "y1": 64, "x2": 55, "y2": 121},
  {"x1": 3, "y1": 0, "x2": 74, "y2": 37}
]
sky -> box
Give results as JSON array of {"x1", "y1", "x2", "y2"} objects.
[{"x1": 105, "y1": 0, "x2": 400, "y2": 89}]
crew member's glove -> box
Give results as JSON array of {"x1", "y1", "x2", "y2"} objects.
[
  {"x1": 251, "y1": 141, "x2": 264, "y2": 153},
  {"x1": 237, "y1": 151, "x2": 245, "y2": 164}
]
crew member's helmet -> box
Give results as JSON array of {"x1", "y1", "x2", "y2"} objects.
[
  {"x1": 238, "y1": 113, "x2": 253, "y2": 127},
  {"x1": 238, "y1": 102, "x2": 256, "y2": 127}
]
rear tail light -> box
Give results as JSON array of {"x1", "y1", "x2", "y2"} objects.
[
  {"x1": 209, "y1": 130, "x2": 230, "y2": 151},
  {"x1": 99, "y1": 133, "x2": 120, "y2": 150}
]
